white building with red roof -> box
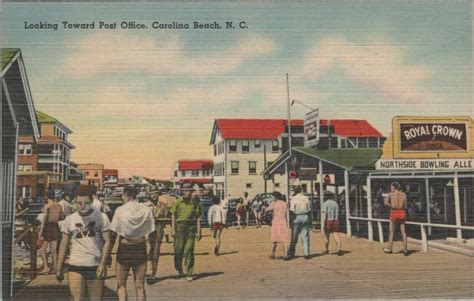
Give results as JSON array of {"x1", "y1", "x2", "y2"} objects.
[
  {"x1": 210, "y1": 119, "x2": 303, "y2": 198},
  {"x1": 172, "y1": 160, "x2": 214, "y2": 188}
]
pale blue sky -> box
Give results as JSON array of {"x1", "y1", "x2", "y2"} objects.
[{"x1": 2, "y1": 1, "x2": 472, "y2": 178}]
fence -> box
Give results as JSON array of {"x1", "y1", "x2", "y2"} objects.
[{"x1": 348, "y1": 216, "x2": 474, "y2": 252}]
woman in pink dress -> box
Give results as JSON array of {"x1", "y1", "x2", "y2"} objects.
[{"x1": 267, "y1": 191, "x2": 290, "y2": 260}]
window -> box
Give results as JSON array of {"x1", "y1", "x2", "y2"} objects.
[
  {"x1": 229, "y1": 140, "x2": 237, "y2": 152},
  {"x1": 203, "y1": 169, "x2": 210, "y2": 176},
  {"x1": 254, "y1": 140, "x2": 261, "y2": 148},
  {"x1": 272, "y1": 140, "x2": 279, "y2": 152},
  {"x1": 94, "y1": 172, "x2": 99, "y2": 177},
  {"x1": 18, "y1": 164, "x2": 32, "y2": 171},
  {"x1": 192, "y1": 170, "x2": 199, "y2": 176},
  {"x1": 214, "y1": 144, "x2": 217, "y2": 156},
  {"x1": 358, "y1": 137, "x2": 368, "y2": 148},
  {"x1": 181, "y1": 171, "x2": 185, "y2": 177},
  {"x1": 18, "y1": 144, "x2": 33, "y2": 155},
  {"x1": 18, "y1": 186, "x2": 32, "y2": 198},
  {"x1": 174, "y1": 171, "x2": 178, "y2": 177},
  {"x1": 242, "y1": 140, "x2": 249, "y2": 152},
  {"x1": 275, "y1": 183, "x2": 280, "y2": 188},
  {"x1": 246, "y1": 183, "x2": 252, "y2": 188},
  {"x1": 231, "y1": 161, "x2": 239, "y2": 174},
  {"x1": 85, "y1": 171, "x2": 90, "y2": 176},
  {"x1": 368, "y1": 138, "x2": 379, "y2": 148},
  {"x1": 249, "y1": 161, "x2": 257, "y2": 174}
]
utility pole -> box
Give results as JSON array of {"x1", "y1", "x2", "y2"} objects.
[
  {"x1": 264, "y1": 144, "x2": 267, "y2": 193},
  {"x1": 286, "y1": 73, "x2": 292, "y2": 202}
]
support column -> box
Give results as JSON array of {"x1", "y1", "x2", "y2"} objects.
[
  {"x1": 344, "y1": 170, "x2": 351, "y2": 236},
  {"x1": 454, "y1": 174, "x2": 462, "y2": 240},
  {"x1": 318, "y1": 160, "x2": 324, "y2": 222},
  {"x1": 367, "y1": 176, "x2": 373, "y2": 241},
  {"x1": 425, "y1": 178, "x2": 431, "y2": 236}
]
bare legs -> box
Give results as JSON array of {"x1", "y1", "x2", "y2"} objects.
[
  {"x1": 67, "y1": 271, "x2": 104, "y2": 301},
  {"x1": 213, "y1": 228, "x2": 222, "y2": 255},
  {"x1": 270, "y1": 242, "x2": 288, "y2": 259},
  {"x1": 116, "y1": 261, "x2": 147, "y2": 301},
  {"x1": 39, "y1": 240, "x2": 49, "y2": 273},
  {"x1": 324, "y1": 230, "x2": 341, "y2": 253},
  {"x1": 39, "y1": 240, "x2": 57, "y2": 273},
  {"x1": 387, "y1": 221, "x2": 408, "y2": 253}
]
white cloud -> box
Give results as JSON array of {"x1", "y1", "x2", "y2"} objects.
[
  {"x1": 303, "y1": 37, "x2": 435, "y2": 102},
  {"x1": 61, "y1": 32, "x2": 276, "y2": 77}
]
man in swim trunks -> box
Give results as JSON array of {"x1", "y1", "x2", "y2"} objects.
[{"x1": 384, "y1": 182, "x2": 409, "y2": 256}]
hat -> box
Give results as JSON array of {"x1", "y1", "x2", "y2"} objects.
[
  {"x1": 323, "y1": 191, "x2": 335, "y2": 200},
  {"x1": 180, "y1": 183, "x2": 194, "y2": 191}
]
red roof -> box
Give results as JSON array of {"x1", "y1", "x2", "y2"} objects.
[
  {"x1": 216, "y1": 119, "x2": 304, "y2": 140},
  {"x1": 178, "y1": 160, "x2": 214, "y2": 171},
  {"x1": 320, "y1": 119, "x2": 384, "y2": 138},
  {"x1": 103, "y1": 169, "x2": 118, "y2": 176}
]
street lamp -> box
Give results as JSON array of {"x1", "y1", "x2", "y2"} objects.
[{"x1": 291, "y1": 99, "x2": 317, "y2": 112}]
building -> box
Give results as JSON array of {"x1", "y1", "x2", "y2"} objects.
[
  {"x1": 209, "y1": 119, "x2": 304, "y2": 198},
  {"x1": 264, "y1": 115, "x2": 473, "y2": 247},
  {"x1": 172, "y1": 160, "x2": 213, "y2": 188},
  {"x1": 103, "y1": 169, "x2": 119, "y2": 190},
  {"x1": 16, "y1": 111, "x2": 84, "y2": 198},
  {"x1": 2, "y1": 48, "x2": 40, "y2": 299},
  {"x1": 77, "y1": 163, "x2": 104, "y2": 190}
]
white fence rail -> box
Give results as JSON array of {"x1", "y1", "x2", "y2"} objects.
[{"x1": 348, "y1": 216, "x2": 474, "y2": 252}]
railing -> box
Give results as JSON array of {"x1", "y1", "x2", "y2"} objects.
[{"x1": 348, "y1": 216, "x2": 474, "y2": 253}]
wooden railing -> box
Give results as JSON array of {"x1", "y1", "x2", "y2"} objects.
[{"x1": 348, "y1": 216, "x2": 474, "y2": 252}]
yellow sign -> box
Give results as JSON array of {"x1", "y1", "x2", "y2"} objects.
[{"x1": 382, "y1": 116, "x2": 473, "y2": 160}]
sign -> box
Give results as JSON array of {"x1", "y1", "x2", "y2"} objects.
[
  {"x1": 289, "y1": 169, "x2": 298, "y2": 178},
  {"x1": 304, "y1": 108, "x2": 319, "y2": 147},
  {"x1": 376, "y1": 159, "x2": 474, "y2": 170},
  {"x1": 400, "y1": 123, "x2": 467, "y2": 152}
]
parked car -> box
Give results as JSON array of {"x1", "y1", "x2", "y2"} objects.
[
  {"x1": 225, "y1": 197, "x2": 243, "y2": 226},
  {"x1": 199, "y1": 197, "x2": 214, "y2": 226}
]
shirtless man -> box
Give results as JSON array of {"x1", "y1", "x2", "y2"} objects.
[
  {"x1": 39, "y1": 189, "x2": 64, "y2": 274},
  {"x1": 384, "y1": 182, "x2": 408, "y2": 255}
]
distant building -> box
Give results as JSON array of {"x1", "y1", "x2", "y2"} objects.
[
  {"x1": 172, "y1": 160, "x2": 214, "y2": 188},
  {"x1": 103, "y1": 169, "x2": 119, "y2": 189},
  {"x1": 77, "y1": 163, "x2": 104, "y2": 190},
  {"x1": 209, "y1": 119, "x2": 303, "y2": 198},
  {"x1": 16, "y1": 111, "x2": 84, "y2": 198}
]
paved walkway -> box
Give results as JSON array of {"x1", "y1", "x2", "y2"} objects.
[{"x1": 14, "y1": 226, "x2": 474, "y2": 300}]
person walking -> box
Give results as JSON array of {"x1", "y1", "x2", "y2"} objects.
[
  {"x1": 221, "y1": 194, "x2": 230, "y2": 225},
  {"x1": 384, "y1": 182, "x2": 409, "y2": 256},
  {"x1": 56, "y1": 185, "x2": 111, "y2": 301},
  {"x1": 235, "y1": 199, "x2": 246, "y2": 230},
  {"x1": 148, "y1": 191, "x2": 170, "y2": 281},
  {"x1": 267, "y1": 191, "x2": 291, "y2": 260},
  {"x1": 288, "y1": 186, "x2": 311, "y2": 260},
  {"x1": 38, "y1": 189, "x2": 63, "y2": 274},
  {"x1": 207, "y1": 196, "x2": 226, "y2": 256},
  {"x1": 252, "y1": 196, "x2": 264, "y2": 228},
  {"x1": 321, "y1": 191, "x2": 342, "y2": 256},
  {"x1": 243, "y1": 192, "x2": 251, "y2": 227},
  {"x1": 170, "y1": 183, "x2": 202, "y2": 281},
  {"x1": 110, "y1": 186, "x2": 155, "y2": 301}
]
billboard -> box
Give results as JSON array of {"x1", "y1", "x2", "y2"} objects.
[{"x1": 400, "y1": 123, "x2": 467, "y2": 152}]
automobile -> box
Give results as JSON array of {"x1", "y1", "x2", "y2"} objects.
[
  {"x1": 168, "y1": 189, "x2": 181, "y2": 198},
  {"x1": 225, "y1": 197, "x2": 243, "y2": 226},
  {"x1": 199, "y1": 197, "x2": 214, "y2": 226},
  {"x1": 159, "y1": 186, "x2": 171, "y2": 194},
  {"x1": 105, "y1": 195, "x2": 124, "y2": 218},
  {"x1": 110, "y1": 187, "x2": 124, "y2": 197}
]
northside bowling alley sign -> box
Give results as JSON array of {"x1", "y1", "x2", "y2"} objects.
[{"x1": 400, "y1": 122, "x2": 467, "y2": 152}]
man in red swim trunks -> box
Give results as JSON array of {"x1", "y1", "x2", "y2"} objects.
[{"x1": 384, "y1": 182, "x2": 408, "y2": 255}]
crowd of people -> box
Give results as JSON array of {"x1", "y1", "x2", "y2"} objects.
[{"x1": 25, "y1": 181, "x2": 408, "y2": 300}]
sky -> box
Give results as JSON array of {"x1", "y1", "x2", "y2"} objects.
[{"x1": 2, "y1": 1, "x2": 472, "y2": 179}]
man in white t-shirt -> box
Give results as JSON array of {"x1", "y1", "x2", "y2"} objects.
[{"x1": 56, "y1": 185, "x2": 111, "y2": 301}]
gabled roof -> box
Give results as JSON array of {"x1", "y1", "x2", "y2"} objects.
[
  {"x1": 210, "y1": 119, "x2": 304, "y2": 144},
  {"x1": 321, "y1": 119, "x2": 384, "y2": 138},
  {"x1": 178, "y1": 160, "x2": 214, "y2": 170},
  {"x1": 2, "y1": 48, "x2": 20, "y2": 73}
]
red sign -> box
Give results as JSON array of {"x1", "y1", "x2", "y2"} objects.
[{"x1": 289, "y1": 170, "x2": 298, "y2": 179}]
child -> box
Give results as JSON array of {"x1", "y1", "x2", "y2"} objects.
[{"x1": 207, "y1": 196, "x2": 226, "y2": 256}]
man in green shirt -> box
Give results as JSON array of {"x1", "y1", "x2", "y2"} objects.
[{"x1": 170, "y1": 183, "x2": 202, "y2": 281}]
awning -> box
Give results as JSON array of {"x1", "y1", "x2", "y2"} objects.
[
  {"x1": 179, "y1": 178, "x2": 212, "y2": 184},
  {"x1": 261, "y1": 150, "x2": 290, "y2": 179}
]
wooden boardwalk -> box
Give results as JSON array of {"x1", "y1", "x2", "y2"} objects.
[{"x1": 14, "y1": 227, "x2": 474, "y2": 300}]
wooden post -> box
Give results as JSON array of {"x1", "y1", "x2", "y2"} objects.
[
  {"x1": 420, "y1": 224, "x2": 429, "y2": 252},
  {"x1": 344, "y1": 170, "x2": 351, "y2": 236},
  {"x1": 453, "y1": 174, "x2": 462, "y2": 240},
  {"x1": 377, "y1": 221, "x2": 384, "y2": 244},
  {"x1": 318, "y1": 160, "x2": 324, "y2": 222},
  {"x1": 425, "y1": 178, "x2": 431, "y2": 236},
  {"x1": 367, "y1": 176, "x2": 373, "y2": 241}
]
